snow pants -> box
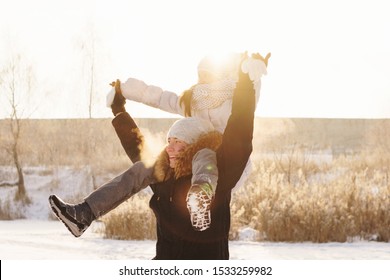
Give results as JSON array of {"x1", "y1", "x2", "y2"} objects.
[{"x1": 84, "y1": 161, "x2": 154, "y2": 218}]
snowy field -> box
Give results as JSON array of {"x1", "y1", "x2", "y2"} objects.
[
  {"x1": 1, "y1": 219, "x2": 390, "y2": 260},
  {"x1": 1, "y1": 166, "x2": 390, "y2": 260},
  {"x1": 2, "y1": 206, "x2": 390, "y2": 280},
  {"x1": 1, "y1": 220, "x2": 390, "y2": 280},
  {"x1": 1, "y1": 166, "x2": 390, "y2": 279}
]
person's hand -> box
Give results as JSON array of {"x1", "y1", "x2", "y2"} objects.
[
  {"x1": 252, "y1": 52, "x2": 271, "y2": 67},
  {"x1": 241, "y1": 52, "x2": 270, "y2": 84},
  {"x1": 110, "y1": 79, "x2": 126, "y2": 116}
]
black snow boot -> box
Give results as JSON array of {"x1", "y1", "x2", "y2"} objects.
[{"x1": 49, "y1": 194, "x2": 95, "y2": 238}]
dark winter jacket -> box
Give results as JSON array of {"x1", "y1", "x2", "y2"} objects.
[{"x1": 112, "y1": 70, "x2": 255, "y2": 259}]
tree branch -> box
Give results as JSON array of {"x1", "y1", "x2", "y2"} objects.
[{"x1": 0, "y1": 181, "x2": 18, "y2": 187}]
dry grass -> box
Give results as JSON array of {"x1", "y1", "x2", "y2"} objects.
[
  {"x1": 0, "y1": 118, "x2": 174, "y2": 175},
  {"x1": 0, "y1": 201, "x2": 13, "y2": 220},
  {"x1": 0, "y1": 190, "x2": 25, "y2": 220},
  {"x1": 230, "y1": 150, "x2": 390, "y2": 242},
  {"x1": 100, "y1": 151, "x2": 390, "y2": 242},
  {"x1": 101, "y1": 192, "x2": 156, "y2": 240}
]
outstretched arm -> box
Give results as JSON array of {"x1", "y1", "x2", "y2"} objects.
[{"x1": 107, "y1": 78, "x2": 185, "y2": 116}]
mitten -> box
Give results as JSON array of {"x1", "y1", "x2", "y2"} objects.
[
  {"x1": 241, "y1": 52, "x2": 270, "y2": 84},
  {"x1": 107, "y1": 79, "x2": 126, "y2": 116},
  {"x1": 252, "y1": 52, "x2": 271, "y2": 67}
]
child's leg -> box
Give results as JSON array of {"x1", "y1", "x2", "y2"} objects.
[
  {"x1": 85, "y1": 161, "x2": 154, "y2": 217},
  {"x1": 191, "y1": 148, "x2": 218, "y2": 193},
  {"x1": 186, "y1": 148, "x2": 218, "y2": 231},
  {"x1": 49, "y1": 161, "x2": 154, "y2": 237}
]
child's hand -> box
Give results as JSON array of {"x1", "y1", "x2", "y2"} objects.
[
  {"x1": 241, "y1": 52, "x2": 270, "y2": 83},
  {"x1": 252, "y1": 52, "x2": 271, "y2": 67}
]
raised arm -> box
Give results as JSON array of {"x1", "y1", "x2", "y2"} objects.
[
  {"x1": 112, "y1": 112, "x2": 144, "y2": 163},
  {"x1": 215, "y1": 59, "x2": 256, "y2": 193},
  {"x1": 107, "y1": 78, "x2": 185, "y2": 116},
  {"x1": 109, "y1": 80, "x2": 145, "y2": 163}
]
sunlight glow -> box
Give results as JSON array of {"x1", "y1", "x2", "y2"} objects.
[{"x1": 0, "y1": 0, "x2": 389, "y2": 119}]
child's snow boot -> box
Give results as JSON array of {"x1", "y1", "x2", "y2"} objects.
[
  {"x1": 49, "y1": 194, "x2": 95, "y2": 237},
  {"x1": 186, "y1": 183, "x2": 214, "y2": 231}
]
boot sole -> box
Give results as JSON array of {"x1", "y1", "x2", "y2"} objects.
[
  {"x1": 48, "y1": 195, "x2": 85, "y2": 238},
  {"x1": 186, "y1": 192, "x2": 212, "y2": 232}
]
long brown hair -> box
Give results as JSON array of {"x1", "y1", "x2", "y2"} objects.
[{"x1": 179, "y1": 86, "x2": 195, "y2": 117}]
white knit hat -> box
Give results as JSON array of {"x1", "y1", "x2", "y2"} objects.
[{"x1": 167, "y1": 117, "x2": 215, "y2": 144}]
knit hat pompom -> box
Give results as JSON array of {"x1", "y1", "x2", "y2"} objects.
[
  {"x1": 167, "y1": 117, "x2": 215, "y2": 144},
  {"x1": 197, "y1": 52, "x2": 242, "y2": 81}
]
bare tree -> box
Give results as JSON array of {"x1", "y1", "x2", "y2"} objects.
[
  {"x1": 272, "y1": 139, "x2": 319, "y2": 186},
  {"x1": 73, "y1": 23, "x2": 112, "y2": 189},
  {"x1": 273, "y1": 142, "x2": 298, "y2": 185},
  {"x1": 0, "y1": 54, "x2": 35, "y2": 204},
  {"x1": 76, "y1": 23, "x2": 99, "y2": 119}
]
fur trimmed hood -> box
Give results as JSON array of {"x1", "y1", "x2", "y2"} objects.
[{"x1": 153, "y1": 131, "x2": 223, "y2": 182}]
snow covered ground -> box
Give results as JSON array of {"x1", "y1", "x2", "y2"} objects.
[
  {"x1": 1, "y1": 165, "x2": 390, "y2": 260},
  {"x1": 1, "y1": 220, "x2": 390, "y2": 280},
  {"x1": 1, "y1": 219, "x2": 390, "y2": 260},
  {"x1": 1, "y1": 166, "x2": 390, "y2": 279}
]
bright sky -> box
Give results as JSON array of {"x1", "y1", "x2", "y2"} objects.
[{"x1": 0, "y1": 0, "x2": 389, "y2": 119}]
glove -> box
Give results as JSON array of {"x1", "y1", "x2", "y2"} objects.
[
  {"x1": 252, "y1": 52, "x2": 271, "y2": 67},
  {"x1": 108, "y1": 79, "x2": 126, "y2": 116},
  {"x1": 241, "y1": 52, "x2": 270, "y2": 84}
]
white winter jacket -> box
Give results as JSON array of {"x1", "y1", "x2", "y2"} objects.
[{"x1": 107, "y1": 57, "x2": 267, "y2": 133}]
